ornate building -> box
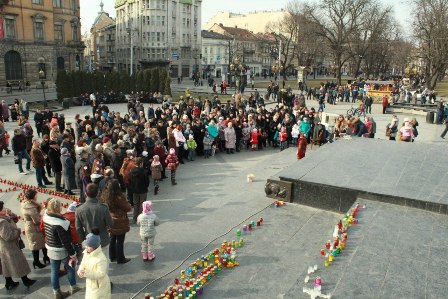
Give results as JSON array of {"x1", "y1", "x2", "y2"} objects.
[
  {"x1": 83, "y1": 1, "x2": 116, "y2": 72},
  {"x1": 115, "y1": 0, "x2": 202, "y2": 77},
  {"x1": 0, "y1": 0, "x2": 84, "y2": 86}
]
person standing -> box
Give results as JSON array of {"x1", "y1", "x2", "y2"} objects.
[
  {"x1": 0, "y1": 201, "x2": 37, "y2": 290},
  {"x1": 20, "y1": 189, "x2": 49, "y2": 269},
  {"x1": 224, "y1": 122, "x2": 236, "y2": 154},
  {"x1": 165, "y1": 148, "x2": 179, "y2": 185},
  {"x1": 43, "y1": 198, "x2": 79, "y2": 298},
  {"x1": 34, "y1": 109, "x2": 44, "y2": 138},
  {"x1": 30, "y1": 139, "x2": 52, "y2": 188},
  {"x1": 101, "y1": 179, "x2": 132, "y2": 264},
  {"x1": 0, "y1": 121, "x2": 10, "y2": 157},
  {"x1": 48, "y1": 141, "x2": 63, "y2": 192},
  {"x1": 137, "y1": 201, "x2": 159, "y2": 261},
  {"x1": 60, "y1": 148, "x2": 76, "y2": 195},
  {"x1": 382, "y1": 95, "x2": 388, "y2": 114},
  {"x1": 75, "y1": 183, "x2": 113, "y2": 252},
  {"x1": 77, "y1": 229, "x2": 111, "y2": 298},
  {"x1": 129, "y1": 157, "x2": 149, "y2": 224},
  {"x1": 441, "y1": 118, "x2": 448, "y2": 139},
  {"x1": 12, "y1": 128, "x2": 31, "y2": 174},
  {"x1": 151, "y1": 155, "x2": 163, "y2": 195},
  {"x1": 1, "y1": 100, "x2": 9, "y2": 122}
]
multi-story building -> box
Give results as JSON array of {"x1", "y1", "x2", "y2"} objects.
[
  {"x1": 84, "y1": 1, "x2": 116, "y2": 72},
  {"x1": 204, "y1": 10, "x2": 287, "y2": 35},
  {"x1": 115, "y1": 0, "x2": 202, "y2": 78},
  {"x1": 201, "y1": 30, "x2": 231, "y2": 80},
  {"x1": 209, "y1": 23, "x2": 276, "y2": 77},
  {"x1": 0, "y1": 0, "x2": 84, "y2": 85}
]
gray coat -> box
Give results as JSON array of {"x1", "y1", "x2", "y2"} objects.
[
  {"x1": 75, "y1": 197, "x2": 113, "y2": 247},
  {"x1": 224, "y1": 127, "x2": 236, "y2": 149},
  {"x1": 61, "y1": 154, "x2": 77, "y2": 190},
  {"x1": 0, "y1": 216, "x2": 31, "y2": 278}
]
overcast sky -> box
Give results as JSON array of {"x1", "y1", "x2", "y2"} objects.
[{"x1": 80, "y1": 0, "x2": 410, "y2": 34}]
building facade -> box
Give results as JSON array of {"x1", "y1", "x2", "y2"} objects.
[
  {"x1": 0, "y1": 0, "x2": 84, "y2": 85},
  {"x1": 209, "y1": 23, "x2": 276, "y2": 77},
  {"x1": 83, "y1": 2, "x2": 116, "y2": 72},
  {"x1": 204, "y1": 10, "x2": 287, "y2": 34},
  {"x1": 115, "y1": 0, "x2": 202, "y2": 78},
  {"x1": 201, "y1": 30, "x2": 231, "y2": 79}
]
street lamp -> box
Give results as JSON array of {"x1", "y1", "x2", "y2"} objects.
[{"x1": 38, "y1": 69, "x2": 47, "y2": 108}]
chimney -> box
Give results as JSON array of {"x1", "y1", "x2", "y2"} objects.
[
  {"x1": 219, "y1": 23, "x2": 223, "y2": 26},
  {"x1": 235, "y1": 25, "x2": 238, "y2": 28}
]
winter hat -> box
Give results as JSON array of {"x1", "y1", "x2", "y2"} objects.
[
  {"x1": 153, "y1": 155, "x2": 160, "y2": 162},
  {"x1": 189, "y1": 134, "x2": 194, "y2": 140},
  {"x1": 66, "y1": 202, "x2": 79, "y2": 213},
  {"x1": 60, "y1": 147, "x2": 69, "y2": 155},
  {"x1": 85, "y1": 229, "x2": 101, "y2": 249},
  {"x1": 142, "y1": 201, "x2": 153, "y2": 215},
  {"x1": 126, "y1": 149, "x2": 134, "y2": 156},
  {"x1": 253, "y1": 128, "x2": 258, "y2": 133},
  {"x1": 243, "y1": 122, "x2": 247, "y2": 126},
  {"x1": 95, "y1": 144, "x2": 103, "y2": 151},
  {"x1": 142, "y1": 151, "x2": 148, "y2": 157},
  {"x1": 102, "y1": 137, "x2": 111, "y2": 144},
  {"x1": 169, "y1": 148, "x2": 175, "y2": 155}
]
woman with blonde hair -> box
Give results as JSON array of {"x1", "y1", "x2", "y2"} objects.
[{"x1": 43, "y1": 198, "x2": 79, "y2": 298}]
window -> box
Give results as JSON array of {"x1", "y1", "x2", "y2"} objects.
[
  {"x1": 53, "y1": 0, "x2": 62, "y2": 8},
  {"x1": 157, "y1": 32, "x2": 160, "y2": 42},
  {"x1": 70, "y1": 0, "x2": 76, "y2": 10},
  {"x1": 4, "y1": 50, "x2": 23, "y2": 80},
  {"x1": 162, "y1": 16, "x2": 165, "y2": 26},
  {"x1": 72, "y1": 26, "x2": 78, "y2": 41},
  {"x1": 54, "y1": 24, "x2": 63, "y2": 42},
  {"x1": 35, "y1": 22, "x2": 44, "y2": 41},
  {"x1": 32, "y1": 0, "x2": 43, "y2": 4},
  {"x1": 4, "y1": 17, "x2": 16, "y2": 39}
]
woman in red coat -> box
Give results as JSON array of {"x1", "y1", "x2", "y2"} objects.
[
  {"x1": 62, "y1": 202, "x2": 82, "y2": 258},
  {"x1": 297, "y1": 134, "x2": 307, "y2": 160},
  {"x1": 165, "y1": 148, "x2": 179, "y2": 185},
  {"x1": 250, "y1": 128, "x2": 261, "y2": 151}
]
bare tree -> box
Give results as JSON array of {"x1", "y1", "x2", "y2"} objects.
[
  {"x1": 303, "y1": 0, "x2": 371, "y2": 85},
  {"x1": 265, "y1": 2, "x2": 303, "y2": 80},
  {"x1": 413, "y1": 0, "x2": 448, "y2": 89}
]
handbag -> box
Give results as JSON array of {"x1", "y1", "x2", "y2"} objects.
[
  {"x1": 385, "y1": 127, "x2": 391, "y2": 137},
  {"x1": 18, "y1": 237, "x2": 25, "y2": 250}
]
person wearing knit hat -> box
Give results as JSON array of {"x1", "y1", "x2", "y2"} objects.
[
  {"x1": 165, "y1": 148, "x2": 179, "y2": 185},
  {"x1": 102, "y1": 137, "x2": 111, "y2": 144},
  {"x1": 186, "y1": 134, "x2": 197, "y2": 161},
  {"x1": 77, "y1": 228, "x2": 111, "y2": 298},
  {"x1": 137, "y1": 201, "x2": 160, "y2": 261}
]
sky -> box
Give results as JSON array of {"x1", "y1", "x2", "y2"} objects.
[{"x1": 80, "y1": 0, "x2": 410, "y2": 35}]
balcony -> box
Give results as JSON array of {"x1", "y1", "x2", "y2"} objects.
[{"x1": 243, "y1": 49, "x2": 255, "y2": 54}]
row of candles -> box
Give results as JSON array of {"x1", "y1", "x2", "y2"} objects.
[
  {"x1": 0, "y1": 178, "x2": 80, "y2": 203},
  {"x1": 303, "y1": 203, "x2": 364, "y2": 298},
  {"x1": 145, "y1": 218, "x2": 265, "y2": 299}
]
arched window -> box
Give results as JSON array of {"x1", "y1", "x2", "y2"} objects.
[
  {"x1": 57, "y1": 56, "x2": 65, "y2": 70},
  {"x1": 4, "y1": 50, "x2": 23, "y2": 80}
]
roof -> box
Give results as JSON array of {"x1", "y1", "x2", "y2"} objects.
[
  {"x1": 217, "y1": 24, "x2": 259, "y2": 41},
  {"x1": 201, "y1": 30, "x2": 232, "y2": 40}
]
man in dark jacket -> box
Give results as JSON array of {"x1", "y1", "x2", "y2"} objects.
[
  {"x1": 75, "y1": 183, "x2": 113, "y2": 249},
  {"x1": 12, "y1": 128, "x2": 31, "y2": 174},
  {"x1": 42, "y1": 107, "x2": 53, "y2": 123},
  {"x1": 48, "y1": 141, "x2": 63, "y2": 192},
  {"x1": 129, "y1": 157, "x2": 149, "y2": 223},
  {"x1": 34, "y1": 109, "x2": 44, "y2": 138}
]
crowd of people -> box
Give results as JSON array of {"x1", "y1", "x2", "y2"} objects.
[{"x1": 0, "y1": 74, "x2": 439, "y2": 298}]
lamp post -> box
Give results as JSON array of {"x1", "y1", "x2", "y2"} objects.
[
  {"x1": 229, "y1": 58, "x2": 246, "y2": 92},
  {"x1": 38, "y1": 69, "x2": 47, "y2": 108}
]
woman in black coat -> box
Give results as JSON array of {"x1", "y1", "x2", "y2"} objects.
[{"x1": 48, "y1": 141, "x2": 63, "y2": 192}]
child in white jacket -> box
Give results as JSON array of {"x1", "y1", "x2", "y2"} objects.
[{"x1": 137, "y1": 201, "x2": 160, "y2": 261}]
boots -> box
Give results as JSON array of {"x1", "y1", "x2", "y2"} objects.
[
  {"x1": 154, "y1": 186, "x2": 159, "y2": 195},
  {"x1": 32, "y1": 250, "x2": 46, "y2": 269},
  {"x1": 226, "y1": 149, "x2": 230, "y2": 154},
  {"x1": 54, "y1": 289, "x2": 70, "y2": 299},
  {"x1": 171, "y1": 179, "x2": 177, "y2": 186},
  {"x1": 148, "y1": 251, "x2": 155, "y2": 261},
  {"x1": 142, "y1": 252, "x2": 148, "y2": 262},
  {"x1": 21, "y1": 275, "x2": 36, "y2": 288},
  {"x1": 5, "y1": 277, "x2": 19, "y2": 290}
]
